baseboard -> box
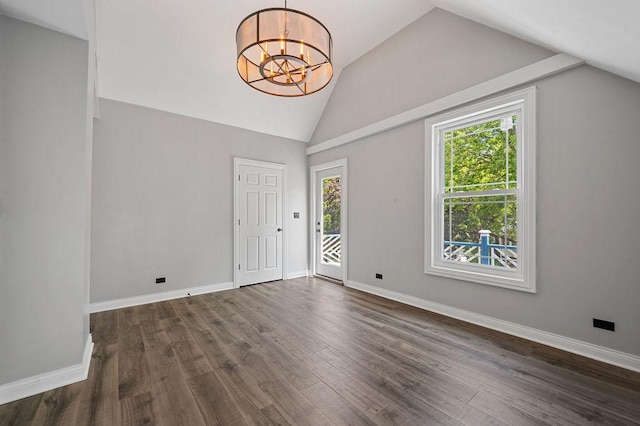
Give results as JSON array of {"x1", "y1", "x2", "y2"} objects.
[
  {"x1": 287, "y1": 270, "x2": 309, "y2": 279},
  {"x1": 346, "y1": 280, "x2": 640, "y2": 373},
  {"x1": 0, "y1": 334, "x2": 93, "y2": 405},
  {"x1": 90, "y1": 282, "x2": 234, "y2": 313}
]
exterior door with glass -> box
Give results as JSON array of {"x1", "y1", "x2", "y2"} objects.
[{"x1": 313, "y1": 162, "x2": 346, "y2": 282}]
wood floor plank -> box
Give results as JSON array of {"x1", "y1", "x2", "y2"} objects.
[
  {"x1": 311, "y1": 281, "x2": 639, "y2": 418},
  {"x1": 230, "y1": 300, "x2": 395, "y2": 420},
  {"x1": 149, "y1": 373, "x2": 206, "y2": 426},
  {"x1": 117, "y1": 307, "x2": 138, "y2": 326},
  {"x1": 233, "y1": 286, "x2": 331, "y2": 354},
  {"x1": 384, "y1": 369, "x2": 503, "y2": 426},
  {"x1": 120, "y1": 391, "x2": 160, "y2": 426},
  {"x1": 190, "y1": 328, "x2": 236, "y2": 370},
  {"x1": 154, "y1": 301, "x2": 178, "y2": 321},
  {"x1": 260, "y1": 404, "x2": 293, "y2": 425},
  {"x1": 30, "y1": 381, "x2": 83, "y2": 426},
  {"x1": 0, "y1": 394, "x2": 43, "y2": 426},
  {"x1": 229, "y1": 305, "x2": 394, "y2": 420},
  {"x1": 336, "y1": 290, "x2": 613, "y2": 423},
  {"x1": 187, "y1": 370, "x2": 268, "y2": 425},
  {"x1": 223, "y1": 336, "x2": 315, "y2": 419},
  {"x1": 235, "y1": 282, "x2": 524, "y2": 421},
  {"x1": 531, "y1": 343, "x2": 640, "y2": 391},
  {"x1": 551, "y1": 389, "x2": 640, "y2": 425},
  {"x1": 229, "y1": 290, "x2": 397, "y2": 412},
  {"x1": 318, "y1": 346, "x2": 463, "y2": 426},
  {"x1": 131, "y1": 304, "x2": 157, "y2": 325},
  {"x1": 257, "y1": 379, "x2": 324, "y2": 424},
  {"x1": 137, "y1": 314, "x2": 205, "y2": 425},
  {"x1": 300, "y1": 381, "x2": 378, "y2": 426},
  {"x1": 74, "y1": 343, "x2": 120, "y2": 426},
  {"x1": 139, "y1": 319, "x2": 183, "y2": 385},
  {"x1": 468, "y1": 392, "x2": 550, "y2": 426},
  {"x1": 91, "y1": 310, "x2": 118, "y2": 345},
  {"x1": 241, "y1": 286, "x2": 469, "y2": 403},
  {"x1": 249, "y1": 282, "x2": 640, "y2": 424},
  {"x1": 236, "y1": 286, "x2": 461, "y2": 425},
  {"x1": 117, "y1": 324, "x2": 152, "y2": 400},
  {"x1": 479, "y1": 384, "x2": 600, "y2": 426},
  {"x1": 301, "y1": 288, "x2": 563, "y2": 409},
  {"x1": 168, "y1": 298, "x2": 216, "y2": 334},
  {"x1": 290, "y1": 345, "x2": 396, "y2": 419},
  {"x1": 202, "y1": 294, "x2": 321, "y2": 391},
  {"x1": 2, "y1": 278, "x2": 640, "y2": 425},
  {"x1": 160, "y1": 318, "x2": 214, "y2": 380},
  {"x1": 201, "y1": 337, "x2": 276, "y2": 410}
]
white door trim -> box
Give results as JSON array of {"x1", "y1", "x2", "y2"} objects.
[
  {"x1": 310, "y1": 159, "x2": 348, "y2": 283},
  {"x1": 234, "y1": 158, "x2": 287, "y2": 288}
]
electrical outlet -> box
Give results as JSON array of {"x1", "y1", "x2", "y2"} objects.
[
  {"x1": 593, "y1": 318, "x2": 615, "y2": 331},
  {"x1": 375, "y1": 273, "x2": 383, "y2": 279},
  {"x1": 156, "y1": 277, "x2": 166, "y2": 284}
]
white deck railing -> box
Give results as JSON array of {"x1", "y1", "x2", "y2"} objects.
[
  {"x1": 322, "y1": 234, "x2": 341, "y2": 264},
  {"x1": 443, "y1": 240, "x2": 517, "y2": 269}
]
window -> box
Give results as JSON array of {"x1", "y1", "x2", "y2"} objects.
[{"x1": 425, "y1": 87, "x2": 536, "y2": 292}]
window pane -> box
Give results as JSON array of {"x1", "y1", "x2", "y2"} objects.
[
  {"x1": 322, "y1": 176, "x2": 341, "y2": 265},
  {"x1": 444, "y1": 115, "x2": 517, "y2": 193},
  {"x1": 443, "y1": 194, "x2": 517, "y2": 269},
  {"x1": 322, "y1": 177, "x2": 340, "y2": 234},
  {"x1": 427, "y1": 88, "x2": 536, "y2": 291}
]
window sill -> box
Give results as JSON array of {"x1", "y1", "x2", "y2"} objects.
[{"x1": 425, "y1": 263, "x2": 536, "y2": 293}]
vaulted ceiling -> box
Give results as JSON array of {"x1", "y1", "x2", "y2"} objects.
[{"x1": 1, "y1": 0, "x2": 639, "y2": 141}]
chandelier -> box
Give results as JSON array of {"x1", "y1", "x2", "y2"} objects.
[{"x1": 236, "y1": 1, "x2": 333, "y2": 97}]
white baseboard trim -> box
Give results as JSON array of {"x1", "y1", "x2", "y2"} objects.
[
  {"x1": 287, "y1": 270, "x2": 309, "y2": 279},
  {"x1": 346, "y1": 280, "x2": 640, "y2": 373},
  {"x1": 0, "y1": 334, "x2": 94, "y2": 405},
  {"x1": 90, "y1": 282, "x2": 234, "y2": 313}
]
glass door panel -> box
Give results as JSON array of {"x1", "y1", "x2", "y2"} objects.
[{"x1": 321, "y1": 176, "x2": 341, "y2": 266}]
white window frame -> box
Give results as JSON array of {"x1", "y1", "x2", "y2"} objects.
[{"x1": 425, "y1": 87, "x2": 536, "y2": 292}]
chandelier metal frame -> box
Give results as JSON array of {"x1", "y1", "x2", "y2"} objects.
[{"x1": 236, "y1": 3, "x2": 333, "y2": 97}]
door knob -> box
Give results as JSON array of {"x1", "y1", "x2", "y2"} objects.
[{"x1": 277, "y1": 228, "x2": 282, "y2": 232}]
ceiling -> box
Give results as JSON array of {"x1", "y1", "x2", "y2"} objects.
[
  {"x1": 1, "y1": 0, "x2": 639, "y2": 142},
  {"x1": 0, "y1": 0, "x2": 87, "y2": 39},
  {"x1": 430, "y1": 0, "x2": 640, "y2": 86}
]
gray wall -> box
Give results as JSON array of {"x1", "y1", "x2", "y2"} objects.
[
  {"x1": 91, "y1": 99, "x2": 308, "y2": 303},
  {"x1": 310, "y1": 10, "x2": 640, "y2": 356},
  {"x1": 311, "y1": 9, "x2": 554, "y2": 145},
  {"x1": 0, "y1": 16, "x2": 91, "y2": 384}
]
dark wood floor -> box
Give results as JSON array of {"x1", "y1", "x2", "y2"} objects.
[{"x1": 2, "y1": 278, "x2": 639, "y2": 425}]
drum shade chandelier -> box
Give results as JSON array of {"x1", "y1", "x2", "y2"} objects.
[{"x1": 236, "y1": 1, "x2": 333, "y2": 97}]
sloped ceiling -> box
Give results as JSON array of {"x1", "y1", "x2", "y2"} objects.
[
  {"x1": 1, "y1": 0, "x2": 639, "y2": 141},
  {"x1": 431, "y1": 0, "x2": 640, "y2": 85},
  {"x1": 93, "y1": 0, "x2": 436, "y2": 142},
  {"x1": 0, "y1": 0, "x2": 86, "y2": 39}
]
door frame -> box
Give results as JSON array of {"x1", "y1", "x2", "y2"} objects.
[
  {"x1": 310, "y1": 158, "x2": 348, "y2": 283},
  {"x1": 234, "y1": 157, "x2": 287, "y2": 288}
]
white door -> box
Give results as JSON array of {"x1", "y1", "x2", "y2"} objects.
[
  {"x1": 235, "y1": 159, "x2": 284, "y2": 287},
  {"x1": 312, "y1": 160, "x2": 347, "y2": 282}
]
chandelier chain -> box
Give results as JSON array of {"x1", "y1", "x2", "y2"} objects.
[{"x1": 283, "y1": 0, "x2": 288, "y2": 37}]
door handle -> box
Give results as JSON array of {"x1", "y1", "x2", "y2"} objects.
[
  {"x1": 277, "y1": 228, "x2": 282, "y2": 232},
  {"x1": 316, "y1": 229, "x2": 321, "y2": 232}
]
